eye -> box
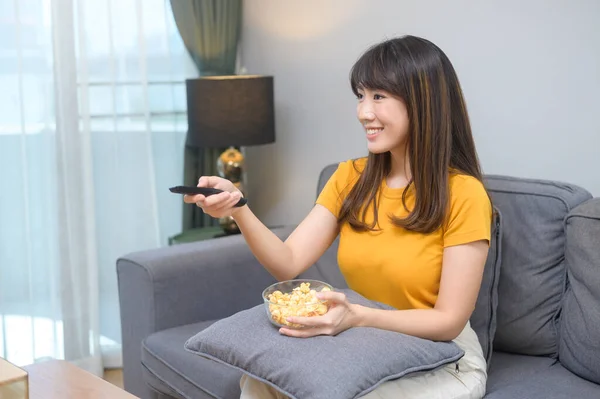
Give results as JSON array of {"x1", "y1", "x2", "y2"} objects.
[
  {"x1": 373, "y1": 93, "x2": 385, "y2": 100},
  {"x1": 356, "y1": 93, "x2": 364, "y2": 100}
]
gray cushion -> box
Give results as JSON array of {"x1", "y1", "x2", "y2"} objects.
[
  {"x1": 484, "y1": 362, "x2": 600, "y2": 398},
  {"x1": 142, "y1": 320, "x2": 242, "y2": 399},
  {"x1": 185, "y1": 290, "x2": 464, "y2": 399},
  {"x1": 559, "y1": 198, "x2": 600, "y2": 384},
  {"x1": 486, "y1": 351, "x2": 556, "y2": 394},
  {"x1": 485, "y1": 175, "x2": 592, "y2": 356}
]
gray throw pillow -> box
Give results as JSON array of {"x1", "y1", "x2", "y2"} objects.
[{"x1": 185, "y1": 290, "x2": 464, "y2": 399}]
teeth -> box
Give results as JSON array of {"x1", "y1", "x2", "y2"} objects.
[{"x1": 367, "y1": 128, "x2": 383, "y2": 135}]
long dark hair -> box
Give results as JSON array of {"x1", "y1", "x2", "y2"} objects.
[{"x1": 339, "y1": 35, "x2": 485, "y2": 234}]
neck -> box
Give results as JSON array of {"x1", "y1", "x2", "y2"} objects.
[{"x1": 386, "y1": 146, "x2": 412, "y2": 188}]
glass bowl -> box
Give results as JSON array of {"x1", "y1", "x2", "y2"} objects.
[{"x1": 262, "y1": 279, "x2": 333, "y2": 328}]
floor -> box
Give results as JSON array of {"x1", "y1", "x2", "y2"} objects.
[{"x1": 104, "y1": 368, "x2": 125, "y2": 389}]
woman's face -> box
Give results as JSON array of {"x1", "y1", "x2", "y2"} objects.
[{"x1": 356, "y1": 88, "x2": 409, "y2": 155}]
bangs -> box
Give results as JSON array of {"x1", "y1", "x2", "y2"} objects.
[{"x1": 350, "y1": 41, "x2": 407, "y2": 98}]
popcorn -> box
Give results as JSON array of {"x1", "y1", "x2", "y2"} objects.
[{"x1": 267, "y1": 282, "x2": 331, "y2": 327}]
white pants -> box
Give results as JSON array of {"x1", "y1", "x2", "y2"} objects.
[{"x1": 239, "y1": 321, "x2": 487, "y2": 399}]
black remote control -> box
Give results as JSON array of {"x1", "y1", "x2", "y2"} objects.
[{"x1": 169, "y1": 186, "x2": 247, "y2": 207}]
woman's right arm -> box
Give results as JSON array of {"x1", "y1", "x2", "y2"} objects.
[
  {"x1": 184, "y1": 176, "x2": 339, "y2": 281},
  {"x1": 232, "y1": 204, "x2": 339, "y2": 281}
]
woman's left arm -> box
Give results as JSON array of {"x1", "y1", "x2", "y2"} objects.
[{"x1": 282, "y1": 239, "x2": 489, "y2": 341}]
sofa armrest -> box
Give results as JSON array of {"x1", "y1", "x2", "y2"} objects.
[{"x1": 116, "y1": 225, "x2": 294, "y2": 397}]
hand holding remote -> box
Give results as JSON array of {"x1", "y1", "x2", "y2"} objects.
[{"x1": 180, "y1": 176, "x2": 246, "y2": 218}]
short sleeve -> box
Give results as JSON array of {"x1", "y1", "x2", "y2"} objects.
[
  {"x1": 315, "y1": 159, "x2": 360, "y2": 218},
  {"x1": 443, "y1": 175, "x2": 492, "y2": 248}
]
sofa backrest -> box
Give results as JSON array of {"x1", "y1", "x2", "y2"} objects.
[
  {"x1": 312, "y1": 162, "x2": 596, "y2": 361},
  {"x1": 316, "y1": 163, "x2": 339, "y2": 199},
  {"x1": 298, "y1": 163, "x2": 348, "y2": 289},
  {"x1": 484, "y1": 175, "x2": 592, "y2": 357},
  {"x1": 559, "y1": 198, "x2": 600, "y2": 384}
]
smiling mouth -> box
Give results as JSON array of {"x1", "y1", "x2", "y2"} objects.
[{"x1": 366, "y1": 128, "x2": 383, "y2": 135}]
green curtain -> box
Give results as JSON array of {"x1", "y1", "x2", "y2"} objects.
[{"x1": 170, "y1": 0, "x2": 242, "y2": 230}]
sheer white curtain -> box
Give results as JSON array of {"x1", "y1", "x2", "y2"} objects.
[{"x1": 0, "y1": 0, "x2": 194, "y2": 374}]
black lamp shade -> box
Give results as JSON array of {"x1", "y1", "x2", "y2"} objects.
[{"x1": 185, "y1": 75, "x2": 275, "y2": 148}]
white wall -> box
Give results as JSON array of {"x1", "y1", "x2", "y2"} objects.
[{"x1": 241, "y1": 0, "x2": 600, "y2": 226}]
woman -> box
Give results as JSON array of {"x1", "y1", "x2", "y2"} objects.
[{"x1": 185, "y1": 35, "x2": 491, "y2": 399}]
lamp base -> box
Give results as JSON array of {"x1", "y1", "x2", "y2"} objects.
[{"x1": 217, "y1": 146, "x2": 245, "y2": 234}]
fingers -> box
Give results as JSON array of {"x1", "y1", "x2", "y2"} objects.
[
  {"x1": 279, "y1": 327, "x2": 325, "y2": 338},
  {"x1": 285, "y1": 315, "x2": 329, "y2": 329},
  {"x1": 208, "y1": 192, "x2": 242, "y2": 212},
  {"x1": 193, "y1": 191, "x2": 242, "y2": 217},
  {"x1": 204, "y1": 191, "x2": 241, "y2": 208},
  {"x1": 279, "y1": 313, "x2": 337, "y2": 336},
  {"x1": 197, "y1": 176, "x2": 219, "y2": 188},
  {"x1": 280, "y1": 294, "x2": 348, "y2": 338},
  {"x1": 202, "y1": 191, "x2": 232, "y2": 208},
  {"x1": 183, "y1": 175, "x2": 241, "y2": 216},
  {"x1": 224, "y1": 192, "x2": 243, "y2": 208},
  {"x1": 198, "y1": 175, "x2": 230, "y2": 191},
  {"x1": 316, "y1": 291, "x2": 346, "y2": 303},
  {"x1": 183, "y1": 194, "x2": 205, "y2": 204},
  {"x1": 183, "y1": 190, "x2": 234, "y2": 207}
]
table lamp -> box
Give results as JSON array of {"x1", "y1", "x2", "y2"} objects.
[{"x1": 186, "y1": 75, "x2": 275, "y2": 234}]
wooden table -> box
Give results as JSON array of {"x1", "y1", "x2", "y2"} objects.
[
  {"x1": 23, "y1": 360, "x2": 138, "y2": 399},
  {"x1": 1, "y1": 357, "x2": 28, "y2": 398}
]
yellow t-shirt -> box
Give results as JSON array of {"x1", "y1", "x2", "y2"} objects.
[{"x1": 316, "y1": 158, "x2": 492, "y2": 310}]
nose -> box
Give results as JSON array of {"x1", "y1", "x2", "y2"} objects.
[{"x1": 357, "y1": 101, "x2": 375, "y2": 124}]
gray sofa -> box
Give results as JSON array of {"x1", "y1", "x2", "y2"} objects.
[{"x1": 117, "y1": 163, "x2": 600, "y2": 399}]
